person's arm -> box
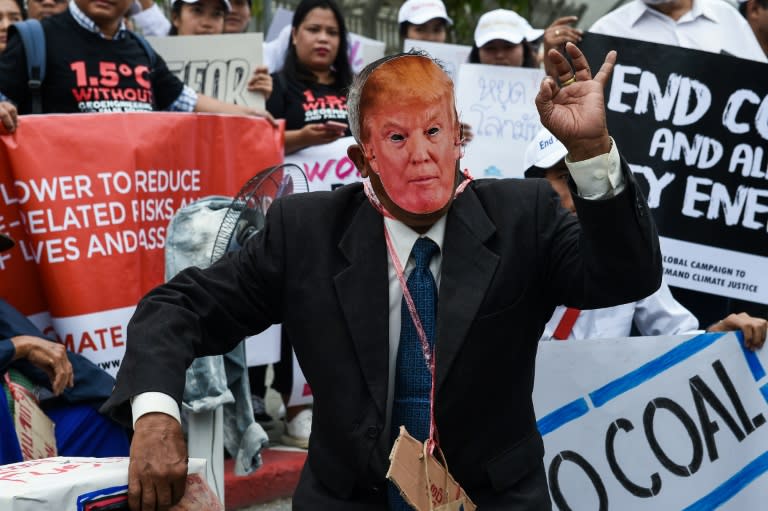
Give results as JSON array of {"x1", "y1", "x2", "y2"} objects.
[
  {"x1": 0, "y1": 28, "x2": 33, "y2": 133},
  {"x1": 131, "y1": 0, "x2": 172, "y2": 37},
  {"x1": 193, "y1": 93, "x2": 276, "y2": 122},
  {"x1": 708, "y1": 312, "x2": 768, "y2": 351},
  {"x1": 283, "y1": 123, "x2": 346, "y2": 154},
  {"x1": 9, "y1": 335, "x2": 74, "y2": 395}
]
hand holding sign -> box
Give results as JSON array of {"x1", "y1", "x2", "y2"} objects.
[
  {"x1": 0, "y1": 101, "x2": 17, "y2": 133},
  {"x1": 535, "y1": 42, "x2": 615, "y2": 162}
]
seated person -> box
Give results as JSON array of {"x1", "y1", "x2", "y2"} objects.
[
  {"x1": 523, "y1": 129, "x2": 767, "y2": 349},
  {"x1": 0, "y1": 233, "x2": 129, "y2": 464}
]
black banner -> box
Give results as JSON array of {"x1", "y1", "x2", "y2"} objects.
[{"x1": 581, "y1": 34, "x2": 768, "y2": 258}]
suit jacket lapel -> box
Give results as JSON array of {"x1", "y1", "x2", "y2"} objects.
[
  {"x1": 334, "y1": 201, "x2": 389, "y2": 417},
  {"x1": 436, "y1": 185, "x2": 498, "y2": 392}
]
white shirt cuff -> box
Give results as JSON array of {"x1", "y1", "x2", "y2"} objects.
[
  {"x1": 131, "y1": 392, "x2": 181, "y2": 428},
  {"x1": 566, "y1": 137, "x2": 625, "y2": 199}
]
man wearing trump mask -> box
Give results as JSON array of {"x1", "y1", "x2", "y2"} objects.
[{"x1": 103, "y1": 43, "x2": 663, "y2": 510}]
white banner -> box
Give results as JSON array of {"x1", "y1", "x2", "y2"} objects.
[
  {"x1": 147, "y1": 33, "x2": 266, "y2": 109},
  {"x1": 659, "y1": 237, "x2": 767, "y2": 304},
  {"x1": 534, "y1": 332, "x2": 768, "y2": 510},
  {"x1": 283, "y1": 137, "x2": 361, "y2": 192},
  {"x1": 456, "y1": 64, "x2": 544, "y2": 179},
  {"x1": 403, "y1": 39, "x2": 471, "y2": 83}
]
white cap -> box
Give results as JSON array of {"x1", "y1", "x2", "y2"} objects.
[
  {"x1": 398, "y1": 0, "x2": 453, "y2": 26},
  {"x1": 523, "y1": 128, "x2": 567, "y2": 177},
  {"x1": 174, "y1": 0, "x2": 232, "y2": 13},
  {"x1": 474, "y1": 9, "x2": 544, "y2": 47}
]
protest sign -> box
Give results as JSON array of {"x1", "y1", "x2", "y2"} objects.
[
  {"x1": 284, "y1": 137, "x2": 361, "y2": 192},
  {"x1": 148, "y1": 33, "x2": 266, "y2": 109},
  {"x1": 0, "y1": 457, "x2": 218, "y2": 511},
  {"x1": 581, "y1": 34, "x2": 768, "y2": 304},
  {"x1": 535, "y1": 332, "x2": 768, "y2": 510},
  {"x1": 403, "y1": 39, "x2": 471, "y2": 82},
  {"x1": 456, "y1": 64, "x2": 544, "y2": 178},
  {"x1": 0, "y1": 113, "x2": 283, "y2": 375},
  {"x1": 349, "y1": 33, "x2": 387, "y2": 74}
]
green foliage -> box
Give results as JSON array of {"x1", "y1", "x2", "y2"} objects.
[{"x1": 443, "y1": 0, "x2": 530, "y2": 46}]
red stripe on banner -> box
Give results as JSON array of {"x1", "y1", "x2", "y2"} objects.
[{"x1": 553, "y1": 307, "x2": 580, "y2": 340}]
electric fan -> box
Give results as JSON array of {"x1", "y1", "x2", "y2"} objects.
[{"x1": 210, "y1": 163, "x2": 308, "y2": 263}]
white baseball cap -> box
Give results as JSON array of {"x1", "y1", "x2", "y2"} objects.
[
  {"x1": 474, "y1": 9, "x2": 543, "y2": 48},
  {"x1": 523, "y1": 128, "x2": 567, "y2": 177},
  {"x1": 398, "y1": 0, "x2": 453, "y2": 26},
  {"x1": 174, "y1": 0, "x2": 232, "y2": 13}
]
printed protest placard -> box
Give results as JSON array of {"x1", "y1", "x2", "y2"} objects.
[
  {"x1": 403, "y1": 39, "x2": 471, "y2": 82},
  {"x1": 0, "y1": 113, "x2": 283, "y2": 375},
  {"x1": 284, "y1": 137, "x2": 361, "y2": 192},
  {"x1": 534, "y1": 332, "x2": 768, "y2": 510},
  {"x1": 456, "y1": 64, "x2": 544, "y2": 178},
  {"x1": 148, "y1": 33, "x2": 266, "y2": 109},
  {"x1": 581, "y1": 34, "x2": 768, "y2": 304}
]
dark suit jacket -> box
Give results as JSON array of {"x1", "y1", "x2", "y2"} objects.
[{"x1": 103, "y1": 170, "x2": 661, "y2": 509}]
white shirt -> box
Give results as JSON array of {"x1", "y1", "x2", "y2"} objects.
[
  {"x1": 132, "y1": 143, "x2": 624, "y2": 427},
  {"x1": 131, "y1": 3, "x2": 172, "y2": 37},
  {"x1": 589, "y1": 0, "x2": 767, "y2": 63},
  {"x1": 540, "y1": 279, "x2": 700, "y2": 341}
]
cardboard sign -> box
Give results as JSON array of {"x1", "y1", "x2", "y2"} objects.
[
  {"x1": 455, "y1": 64, "x2": 544, "y2": 178},
  {"x1": 387, "y1": 427, "x2": 476, "y2": 511},
  {"x1": 0, "y1": 113, "x2": 283, "y2": 375},
  {"x1": 148, "y1": 33, "x2": 266, "y2": 109},
  {"x1": 580, "y1": 33, "x2": 768, "y2": 304},
  {"x1": 5, "y1": 374, "x2": 56, "y2": 461},
  {"x1": 534, "y1": 332, "x2": 768, "y2": 509}
]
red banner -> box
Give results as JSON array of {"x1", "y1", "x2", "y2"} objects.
[{"x1": 0, "y1": 113, "x2": 283, "y2": 374}]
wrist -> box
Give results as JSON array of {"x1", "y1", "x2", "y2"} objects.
[
  {"x1": 567, "y1": 135, "x2": 611, "y2": 162},
  {"x1": 9, "y1": 336, "x2": 30, "y2": 360}
]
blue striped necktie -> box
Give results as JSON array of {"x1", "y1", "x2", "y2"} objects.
[{"x1": 389, "y1": 236, "x2": 439, "y2": 510}]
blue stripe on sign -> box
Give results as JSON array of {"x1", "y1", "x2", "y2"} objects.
[
  {"x1": 76, "y1": 484, "x2": 128, "y2": 510},
  {"x1": 682, "y1": 451, "x2": 768, "y2": 511},
  {"x1": 589, "y1": 332, "x2": 723, "y2": 408},
  {"x1": 761, "y1": 383, "x2": 768, "y2": 405},
  {"x1": 537, "y1": 398, "x2": 590, "y2": 436},
  {"x1": 736, "y1": 332, "x2": 767, "y2": 382}
]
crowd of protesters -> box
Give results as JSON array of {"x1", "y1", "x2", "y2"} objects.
[{"x1": 0, "y1": 1, "x2": 767, "y2": 508}]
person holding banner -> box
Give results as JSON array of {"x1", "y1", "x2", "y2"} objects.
[
  {"x1": 523, "y1": 128, "x2": 768, "y2": 348},
  {"x1": 0, "y1": 0, "x2": 23, "y2": 52},
  {"x1": 103, "y1": 42, "x2": 666, "y2": 510},
  {"x1": 266, "y1": 0, "x2": 353, "y2": 155},
  {"x1": 0, "y1": 0, "x2": 274, "y2": 132},
  {"x1": 467, "y1": 9, "x2": 542, "y2": 68},
  {"x1": 589, "y1": 0, "x2": 766, "y2": 63}
]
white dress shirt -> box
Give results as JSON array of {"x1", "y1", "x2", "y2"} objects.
[
  {"x1": 589, "y1": 0, "x2": 767, "y2": 63},
  {"x1": 132, "y1": 143, "x2": 624, "y2": 427},
  {"x1": 540, "y1": 279, "x2": 700, "y2": 341}
]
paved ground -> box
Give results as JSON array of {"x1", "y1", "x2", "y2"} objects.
[{"x1": 239, "y1": 497, "x2": 292, "y2": 510}]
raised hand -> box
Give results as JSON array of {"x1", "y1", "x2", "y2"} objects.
[{"x1": 535, "y1": 42, "x2": 616, "y2": 162}]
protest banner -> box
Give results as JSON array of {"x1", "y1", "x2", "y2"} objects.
[
  {"x1": 534, "y1": 332, "x2": 768, "y2": 509},
  {"x1": 0, "y1": 113, "x2": 283, "y2": 375},
  {"x1": 580, "y1": 34, "x2": 768, "y2": 304},
  {"x1": 348, "y1": 33, "x2": 387, "y2": 74},
  {"x1": 147, "y1": 33, "x2": 266, "y2": 109},
  {"x1": 456, "y1": 64, "x2": 544, "y2": 178},
  {"x1": 403, "y1": 39, "x2": 471, "y2": 82},
  {"x1": 284, "y1": 136, "x2": 361, "y2": 192},
  {"x1": 0, "y1": 457, "x2": 218, "y2": 510}
]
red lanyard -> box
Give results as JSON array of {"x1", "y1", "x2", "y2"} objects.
[{"x1": 363, "y1": 169, "x2": 474, "y2": 455}]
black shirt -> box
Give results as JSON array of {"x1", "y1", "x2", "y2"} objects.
[
  {"x1": 266, "y1": 71, "x2": 350, "y2": 134},
  {"x1": 0, "y1": 9, "x2": 184, "y2": 114}
]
